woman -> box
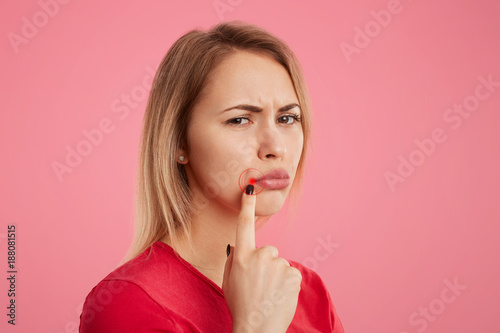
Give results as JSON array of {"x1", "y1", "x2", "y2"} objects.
[{"x1": 79, "y1": 20, "x2": 344, "y2": 332}]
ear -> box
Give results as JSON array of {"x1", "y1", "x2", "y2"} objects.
[{"x1": 177, "y1": 143, "x2": 188, "y2": 164}]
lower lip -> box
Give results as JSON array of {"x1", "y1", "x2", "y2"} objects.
[{"x1": 255, "y1": 178, "x2": 290, "y2": 190}]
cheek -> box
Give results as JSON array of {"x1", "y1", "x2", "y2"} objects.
[
  {"x1": 189, "y1": 128, "x2": 242, "y2": 185},
  {"x1": 289, "y1": 135, "x2": 304, "y2": 173},
  {"x1": 290, "y1": 132, "x2": 303, "y2": 149}
]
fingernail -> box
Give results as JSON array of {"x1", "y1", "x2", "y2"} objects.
[
  {"x1": 245, "y1": 184, "x2": 254, "y2": 195},
  {"x1": 226, "y1": 244, "x2": 231, "y2": 257}
]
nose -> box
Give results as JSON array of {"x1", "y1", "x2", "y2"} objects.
[{"x1": 256, "y1": 124, "x2": 286, "y2": 161}]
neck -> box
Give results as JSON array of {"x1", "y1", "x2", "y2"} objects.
[{"x1": 160, "y1": 188, "x2": 261, "y2": 289}]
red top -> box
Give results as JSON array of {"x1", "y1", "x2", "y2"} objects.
[{"x1": 79, "y1": 241, "x2": 344, "y2": 332}]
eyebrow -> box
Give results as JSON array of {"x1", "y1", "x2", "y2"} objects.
[{"x1": 219, "y1": 103, "x2": 300, "y2": 114}]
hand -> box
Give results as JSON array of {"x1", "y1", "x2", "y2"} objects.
[{"x1": 222, "y1": 185, "x2": 302, "y2": 333}]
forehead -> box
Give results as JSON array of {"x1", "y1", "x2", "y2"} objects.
[{"x1": 199, "y1": 51, "x2": 297, "y2": 103}]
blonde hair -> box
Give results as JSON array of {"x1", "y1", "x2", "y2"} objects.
[{"x1": 121, "y1": 20, "x2": 313, "y2": 264}]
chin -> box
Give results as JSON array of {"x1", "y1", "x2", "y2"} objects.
[
  {"x1": 255, "y1": 196, "x2": 285, "y2": 216},
  {"x1": 255, "y1": 206, "x2": 282, "y2": 216}
]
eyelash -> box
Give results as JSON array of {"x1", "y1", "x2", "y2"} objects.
[{"x1": 225, "y1": 114, "x2": 302, "y2": 126}]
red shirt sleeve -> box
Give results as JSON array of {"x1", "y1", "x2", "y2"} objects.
[
  {"x1": 79, "y1": 279, "x2": 180, "y2": 333},
  {"x1": 326, "y1": 284, "x2": 345, "y2": 333},
  {"x1": 286, "y1": 259, "x2": 345, "y2": 332}
]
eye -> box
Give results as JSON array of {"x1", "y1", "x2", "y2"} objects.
[
  {"x1": 226, "y1": 116, "x2": 250, "y2": 126},
  {"x1": 278, "y1": 114, "x2": 302, "y2": 124},
  {"x1": 225, "y1": 114, "x2": 302, "y2": 127}
]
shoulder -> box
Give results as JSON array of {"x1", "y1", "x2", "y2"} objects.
[
  {"x1": 79, "y1": 279, "x2": 180, "y2": 332},
  {"x1": 98, "y1": 242, "x2": 185, "y2": 289},
  {"x1": 287, "y1": 259, "x2": 331, "y2": 298},
  {"x1": 79, "y1": 244, "x2": 186, "y2": 332},
  {"x1": 287, "y1": 259, "x2": 345, "y2": 333},
  {"x1": 103, "y1": 244, "x2": 166, "y2": 281}
]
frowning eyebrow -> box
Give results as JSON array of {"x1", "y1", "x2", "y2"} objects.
[{"x1": 219, "y1": 103, "x2": 300, "y2": 114}]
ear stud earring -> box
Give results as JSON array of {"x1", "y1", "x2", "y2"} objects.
[{"x1": 179, "y1": 156, "x2": 185, "y2": 162}]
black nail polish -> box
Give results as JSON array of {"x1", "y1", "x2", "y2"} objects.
[
  {"x1": 245, "y1": 184, "x2": 254, "y2": 195},
  {"x1": 226, "y1": 244, "x2": 231, "y2": 257}
]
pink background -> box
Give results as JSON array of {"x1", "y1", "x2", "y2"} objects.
[{"x1": 1, "y1": 0, "x2": 499, "y2": 332}]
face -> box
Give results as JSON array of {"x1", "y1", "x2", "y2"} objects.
[{"x1": 181, "y1": 51, "x2": 304, "y2": 216}]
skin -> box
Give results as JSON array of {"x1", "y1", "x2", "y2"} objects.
[{"x1": 160, "y1": 50, "x2": 304, "y2": 289}]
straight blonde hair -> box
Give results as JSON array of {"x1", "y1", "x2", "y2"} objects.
[{"x1": 121, "y1": 20, "x2": 313, "y2": 264}]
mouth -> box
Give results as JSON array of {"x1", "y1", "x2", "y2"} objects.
[
  {"x1": 254, "y1": 168, "x2": 290, "y2": 190},
  {"x1": 254, "y1": 178, "x2": 290, "y2": 190}
]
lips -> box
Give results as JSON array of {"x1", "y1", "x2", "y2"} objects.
[{"x1": 254, "y1": 168, "x2": 290, "y2": 190}]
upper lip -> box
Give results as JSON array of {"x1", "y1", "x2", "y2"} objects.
[{"x1": 255, "y1": 168, "x2": 290, "y2": 182}]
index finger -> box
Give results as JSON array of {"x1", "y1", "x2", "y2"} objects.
[{"x1": 234, "y1": 184, "x2": 257, "y2": 255}]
